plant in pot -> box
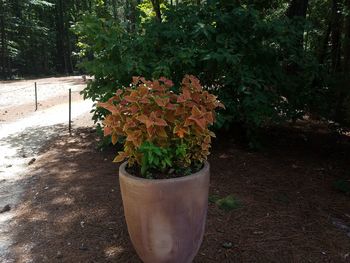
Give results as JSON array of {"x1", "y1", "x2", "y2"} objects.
[{"x1": 98, "y1": 75, "x2": 224, "y2": 263}]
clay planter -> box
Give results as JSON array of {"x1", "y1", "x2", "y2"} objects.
[{"x1": 119, "y1": 161, "x2": 210, "y2": 263}]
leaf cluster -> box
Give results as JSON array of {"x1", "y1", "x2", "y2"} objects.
[
  {"x1": 98, "y1": 75, "x2": 224, "y2": 176},
  {"x1": 75, "y1": 2, "x2": 322, "y2": 146}
]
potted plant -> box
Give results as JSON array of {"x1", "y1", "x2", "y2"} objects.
[{"x1": 98, "y1": 75, "x2": 224, "y2": 263}]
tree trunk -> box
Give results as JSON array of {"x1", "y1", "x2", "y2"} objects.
[
  {"x1": 0, "y1": 1, "x2": 7, "y2": 79},
  {"x1": 56, "y1": 0, "x2": 70, "y2": 74},
  {"x1": 343, "y1": 0, "x2": 350, "y2": 72},
  {"x1": 332, "y1": 0, "x2": 347, "y2": 123},
  {"x1": 286, "y1": 0, "x2": 309, "y2": 50},
  {"x1": 330, "y1": 0, "x2": 343, "y2": 73},
  {"x1": 129, "y1": 0, "x2": 137, "y2": 32},
  {"x1": 286, "y1": 0, "x2": 309, "y2": 18},
  {"x1": 67, "y1": 31, "x2": 74, "y2": 74},
  {"x1": 318, "y1": 21, "x2": 332, "y2": 64},
  {"x1": 150, "y1": 0, "x2": 162, "y2": 22}
]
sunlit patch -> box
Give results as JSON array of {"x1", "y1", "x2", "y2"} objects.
[
  {"x1": 67, "y1": 148, "x2": 80, "y2": 153},
  {"x1": 28, "y1": 210, "x2": 49, "y2": 222},
  {"x1": 104, "y1": 245, "x2": 125, "y2": 257},
  {"x1": 68, "y1": 186, "x2": 82, "y2": 192},
  {"x1": 51, "y1": 196, "x2": 75, "y2": 205},
  {"x1": 12, "y1": 242, "x2": 35, "y2": 263}
]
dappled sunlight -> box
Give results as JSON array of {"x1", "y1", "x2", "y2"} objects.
[
  {"x1": 27, "y1": 210, "x2": 49, "y2": 223},
  {"x1": 104, "y1": 245, "x2": 125, "y2": 257},
  {"x1": 67, "y1": 147, "x2": 81, "y2": 153},
  {"x1": 7, "y1": 128, "x2": 139, "y2": 262},
  {"x1": 51, "y1": 196, "x2": 75, "y2": 206}
]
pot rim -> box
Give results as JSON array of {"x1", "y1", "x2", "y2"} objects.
[{"x1": 119, "y1": 160, "x2": 209, "y2": 184}]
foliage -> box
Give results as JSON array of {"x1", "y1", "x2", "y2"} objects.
[
  {"x1": 98, "y1": 75, "x2": 224, "y2": 177},
  {"x1": 75, "y1": 1, "x2": 323, "y2": 143},
  {"x1": 2, "y1": 0, "x2": 350, "y2": 139},
  {"x1": 209, "y1": 194, "x2": 241, "y2": 211}
]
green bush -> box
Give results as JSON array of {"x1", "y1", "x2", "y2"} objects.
[{"x1": 74, "y1": 2, "x2": 322, "y2": 139}]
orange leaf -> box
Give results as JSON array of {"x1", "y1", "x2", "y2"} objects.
[
  {"x1": 191, "y1": 93, "x2": 201, "y2": 103},
  {"x1": 182, "y1": 88, "x2": 191, "y2": 100},
  {"x1": 136, "y1": 114, "x2": 153, "y2": 128},
  {"x1": 104, "y1": 126, "x2": 112, "y2": 136},
  {"x1": 113, "y1": 151, "x2": 128, "y2": 162},
  {"x1": 175, "y1": 106, "x2": 185, "y2": 116},
  {"x1": 190, "y1": 117, "x2": 206, "y2": 130},
  {"x1": 191, "y1": 105, "x2": 202, "y2": 116},
  {"x1": 124, "y1": 95, "x2": 138, "y2": 103},
  {"x1": 97, "y1": 102, "x2": 118, "y2": 114},
  {"x1": 126, "y1": 130, "x2": 143, "y2": 147},
  {"x1": 116, "y1": 89, "x2": 123, "y2": 96},
  {"x1": 184, "y1": 118, "x2": 193, "y2": 127},
  {"x1": 159, "y1": 77, "x2": 174, "y2": 87},
  {"x1": 130, "y1": 105, "x2": 139, "y2": 114},
  {"x1": 217, "y1": 101, "x2": 225, "y2": 109},
  {"x1": 156, "y1": 127, "x2": 168, "y2": 138},
  {"x1": 177, "y1": 95, "x2": 186, "y2": 103},
  {"x1": 154, "y1": 118, "x2": 168, "y2": 127},
  {"x1": 147, "y1": 126, "x2": 156, "y2": 137},
  {"x1": 139, "y1": 97, "x2": 150, "y2": 104},
  {"x1": 132, "y1": 76, "x2": 140, "y2": 85},
  {"x1": 165, "y1": 103, "x2": 176, "y2": 110},
  {"x1": 154, "y1": 97, "x2": 169, "y2": 107},
  {"x1": 205, "y1": 112, "x2": 214, "y2": 123},
  {"x1": 174, "y1": 127, "x2": 188, "y2": 138},
  {"x1": 111, "y1": 133, "x2": 118, "y2": 145}
]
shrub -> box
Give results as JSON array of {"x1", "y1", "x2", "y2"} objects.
[
  {"x1": 98, "y1": 75, "x2": 224, "y2": 177},
  {"x1": 75, "y1": 2, "x2": 322, "y2": 144}
]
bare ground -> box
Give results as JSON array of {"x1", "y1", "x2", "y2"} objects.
[
  {"x1": 6, "y1": 124, "x2": 350, "y2": 263},
  {"x1": 0, "y1": 76, "x2": 93, "y2": 262},
  {"x1": 1, "y1": 76, "x2": 350, "y2": 262}
]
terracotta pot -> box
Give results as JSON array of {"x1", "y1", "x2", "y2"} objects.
[{"x1": 119, "y1": 161, "x2": 210, "y2": 263}]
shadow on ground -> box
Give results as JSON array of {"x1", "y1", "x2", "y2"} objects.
[
  {"x1": 7, "y1": 124, "x2": 350, "y2": 262},
  {"x1": 1, "y1": 124, "x2": 67, "y2": 158},
  {"x1": 9, "y1": 128, "x2": 141, "y2": 262}
]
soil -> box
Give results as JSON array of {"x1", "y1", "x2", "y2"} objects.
[
  {"x1": 125, "y1": 162, "x2": 204, "y2": 179},
  {"x1": 7, "y1": 121, "x2": 350, "y2": 262}
]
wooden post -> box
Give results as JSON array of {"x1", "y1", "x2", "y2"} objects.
[
  {"x1": 35, "y1": 82, "x2": 38, "y2": 111},
  {"x1": 69, "y1": 88, "x2": 71, "y2": 135}
]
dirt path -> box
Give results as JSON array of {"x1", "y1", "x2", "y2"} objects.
[{"x1": 0, "y1": 76, "x2": 93, "y2": 262}]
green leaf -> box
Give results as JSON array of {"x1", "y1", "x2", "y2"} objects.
[{"x1": 215, "y1": 195, "x2": 241, "y2": 211}]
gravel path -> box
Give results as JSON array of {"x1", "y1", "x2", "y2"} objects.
[{"x1": 0, "y1": 76, "x2": 94, "y2": 262}]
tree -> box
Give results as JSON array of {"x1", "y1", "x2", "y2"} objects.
[
  {"x1": 286, "y1": 0, "x2": 309, "y2": 18},
  {"x1": 286, "y1": 0, "x2": 309, "y2": 50},
  {"x1": 330, "y1": 0, "x2": 343, "y2": 72},
  {"x1": 150, "y1": 0, "x2": 162, "y2": 21}
]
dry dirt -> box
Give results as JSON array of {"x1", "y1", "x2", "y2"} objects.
[{"x1": 6, "y1": 125, "x2": 350, "y2": 263}]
